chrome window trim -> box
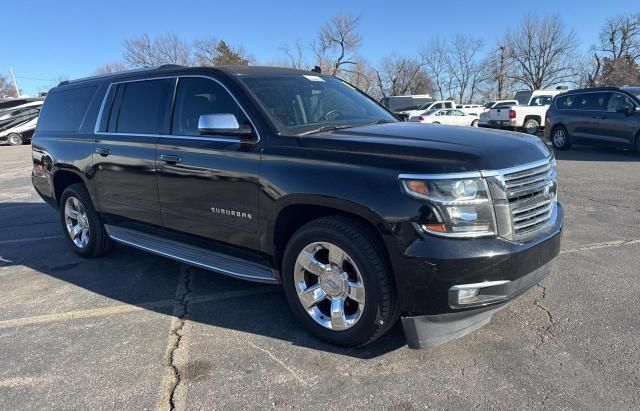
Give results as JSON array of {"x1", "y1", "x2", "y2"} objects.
[{"x1": 93, "y1": 75, "x2": 261, "y2": 144}]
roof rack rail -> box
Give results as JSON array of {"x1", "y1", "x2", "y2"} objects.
[{"x1": 57, "y1": 64, "x2": 185, "y2": 87}]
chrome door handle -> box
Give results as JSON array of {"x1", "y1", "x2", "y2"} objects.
[
  {"x1": 160, "y1": 154, "x2": 182, "y2": 164},
  {"x1": 95, "y1": 147, "x2": 112, "y2": 156}
]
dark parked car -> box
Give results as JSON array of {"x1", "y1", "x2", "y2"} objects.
[
  {"x1": 545, "y1": 86, "x2": 640, "y2": 152},
  {"x1": 32, "y1": 65, "x2": 563, "y2": 348}
]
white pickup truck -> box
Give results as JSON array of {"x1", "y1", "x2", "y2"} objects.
[
  {"x1": 487, "y1": 89, "x2": 567, "y2": 134},
  {"x1": 478, "y1": 100, "x2": 519, "y2": 127}
]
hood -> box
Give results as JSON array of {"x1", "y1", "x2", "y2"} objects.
[{"x1": 299, "y1": 122, "x2": 551, "y2": 174}]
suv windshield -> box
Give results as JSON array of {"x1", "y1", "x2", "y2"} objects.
[{"x1": 239, "y1": 75, "x2": 396, "y2": 135}]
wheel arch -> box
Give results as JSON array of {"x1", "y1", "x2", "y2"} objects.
[
  {"x1": 52, "y1": 169, "x2": 90, "y2": 205},
  {"x1": 523, "y1": 114, "x2": 542, "y2": 124},
  {"x1": 265, "y1": 195, "x2": 394, "y2": 275}
]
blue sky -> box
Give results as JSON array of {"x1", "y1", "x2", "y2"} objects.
[{"x1": 2, "y1": 0, "x2": 636, "y2": 96}]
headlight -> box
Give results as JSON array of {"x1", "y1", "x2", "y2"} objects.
[{"x1": 401, "y1": 176, "x2": 496, "y2": 238}]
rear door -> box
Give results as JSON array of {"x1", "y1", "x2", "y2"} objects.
[
  {"x1": 93, "y1": 77, "x2": 174, "y2": 226},
  {"x1": 156, "y1": 76, "x2": 261, "y2": 249},
  {"x1": 450, "y1": 109, "x2": 468, "y2": 126}
]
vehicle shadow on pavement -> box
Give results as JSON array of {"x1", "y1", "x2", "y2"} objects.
[
  {"x1": 0, "y1": 202, "x2": 405, "y2": 359},
  {"x1": 553, "y1": 145, "x2": 639, "y2": 162}
]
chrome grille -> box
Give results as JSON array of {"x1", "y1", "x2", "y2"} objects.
[{"x1": 502, "y1": 159, "x2": 556, "y2": 237}]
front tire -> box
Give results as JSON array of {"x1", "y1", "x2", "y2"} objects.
[
  {"x1": 7, "y1": 133, "x2": 23, "y2": 146},
  {"x1": 282, "y1": 216, "x2": 399, "y2": 347},
  {"x1": 551, "y1": 126, "x2": 571, "y2": 150},
  {"x1": 59, "y1": 183, "x2": 113, "y2": 257},
  {"x1": 523, "y1": 119, "x2": 540, "y2": 135},
  {"x1": 471, "y1": 119, "x2": 479, "y2": 127}
]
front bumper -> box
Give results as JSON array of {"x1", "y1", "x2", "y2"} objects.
[
  {"x1": 395, "y1": 203, "x2": 562, "y2": 314},
  {"x1": 401, "y1": 259, "x2": 553, "y2": 348}
]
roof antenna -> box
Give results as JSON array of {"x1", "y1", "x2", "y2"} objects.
[{"x1": 311, "y1": 66, "x2": 321, "y2": 74}]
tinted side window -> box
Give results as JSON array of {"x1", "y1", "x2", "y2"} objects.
[
  {"x1": 530, "y1": 95, "x2": 553, "y2": 106},
  {"x1": 444, "y1": 102, "x2": 453, "y2": 108},
  {"x1": 556, "y1": 95, "x2": 576, "y2": 109},
  {"x1": 432, "y1": 103, "x2": 444, "y2": 109},
  {"x1": 574, "y1": 92, "x2": 609, "y2": 111},
  {"x1": 607, "y1": 93, "x2": 635, "y2": 112},
  {"x1": 171, "y1": 77, "x2": 247, "y2": 136},
  {"x1": 37, "y1": 85, "x2": 98, "y2": 132},
  {"x1": 109, "y1": 79, "x2": 173, "y2": 134}
]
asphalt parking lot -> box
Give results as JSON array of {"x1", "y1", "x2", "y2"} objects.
[{"x1": 1, "y1": 143, "x2": 639, "y2": 410}]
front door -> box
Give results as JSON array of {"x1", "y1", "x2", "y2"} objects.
[
  {"x1": 156, "y1": 76, "x2": 261, "y2": 250},
  {"x1": 596, "y1": 92, "x2": 639, "y2": 146},
  {"x1": 92, "y1": 78, "x2": 174, "y2": 226}
]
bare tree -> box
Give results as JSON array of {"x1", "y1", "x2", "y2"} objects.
[
  {"x1": 312, "y1": 13, "x2": 361, "y2": 76},
  {"x1": 375, "y1": 55, "x2": 433, "y2": 98},
  {"x1": 597, "y1": 13, "x2": 640, "y2": 61},
  {"x1": 123, "y1": 33, "x2": 192, "y2": 67},
  {"x1": 279, "y1": 38, "x2": 307, "y2": 69},
  {"x1": 504, "y1": 15, "x2": 579, "y2": 90},
  {"x1": 587, "y1": 13, "x2": 640, "y2": 86},
  {"x1": 193, "y1": 37, "x2": 253, "y2": 66},
  {"x1": 94, "y1": 62, "x2": 128, "y2": 75},
  {"x1": 0, "y1": 74, "x2": 19, "y2": 97},
  {"x1": 340, "y1": 57, "x2": 377, "y2": 95},
  {"x1": 447, "y1": 35, "x2": 487, "y2": 102},
  {"x1": 421, "y1": 37, "x2": 450, "y2": 100},
  {"x1": 578, "y1": 52, "x2": 602, "y2": 88}
]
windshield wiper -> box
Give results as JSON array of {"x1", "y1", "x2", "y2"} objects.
[
  {"x1": 299, "y1": 124, "x2": 356, "y2": 136},
  {"x1": 371, "y1": 119, "x2": 395, "y2": 124}
]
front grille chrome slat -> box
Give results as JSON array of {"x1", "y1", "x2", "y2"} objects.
[
  {"x1": 512, "y1": 202, "x2": 553, "y2": 223},
  {"x1": 498, "y1": 158, "x2": 556, "y2": 238}
]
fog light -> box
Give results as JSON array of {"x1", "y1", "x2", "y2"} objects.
[{"x1": 457, "y1": 288, "x2": 479, "y2": 304}]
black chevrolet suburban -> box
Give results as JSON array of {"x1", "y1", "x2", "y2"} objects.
[{"x1": 32, "y1": 65, "x2": 563, "y2": 348}]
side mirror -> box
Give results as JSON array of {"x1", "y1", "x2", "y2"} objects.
[
  {"x1": 616, "y1": 105, "x2": 634, "y2": 116},
  {"x1": 198, "y1": 114, "x2": 254, "y2": 138}
]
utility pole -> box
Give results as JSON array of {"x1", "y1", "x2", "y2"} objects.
[
  {"x1": 8, "y1": 67, "x2": 20, "y2": 97},
  {"x1": 497, "y1": 46, "x2": 505, "y2": 100}
]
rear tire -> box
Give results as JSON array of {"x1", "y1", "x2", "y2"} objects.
[
  {"x1": 471, "y1": 119, "x2": 479, "y2": 127},
  {"x1": 59, "y1": 183, "x2": 113, "y2": 258},
  {"x1": 282, "y1": 216, "x2": 399, "y2": 347},
  {"x1": 523, "y1": 119, "x2": 540, "y2": 135},
  {"x1": 7, "y1": 133, "x2": 23, "y2": 146},
  {"x1": 551, "y1": 125, "x2": 571, "y2": 150}
]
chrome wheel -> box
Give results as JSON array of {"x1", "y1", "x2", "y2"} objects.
[
  {"x1": 524, "y1": 121, "x2": 538, "y2": 135},
  {"x1": 64, "y1": 196, "x2": 90, "y2": 248},
  {"x1": 294, "y1": 242, "x2": 365, "y2": 331},
  {"x1": 553, "y1": 128, "x2": 567, "y2": 147},
  {"x1": 7, "y1": 133, "x2": 22, "y2": 145}
]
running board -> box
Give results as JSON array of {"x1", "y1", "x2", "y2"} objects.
[{"x1": 105, "y1": 225, "x2": 279, "y2": 284}]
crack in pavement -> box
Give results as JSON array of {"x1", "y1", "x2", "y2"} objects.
[
  {"x1": 560, "y1": 190, "x2": 640, "y2": 213},
  {"x1": 561, "y1": 238, "x2": 640, "y2": 254},
  {"x1": 159, "y1": 265, "x2": 193, "y2": 411},
  {"x1": 532, "y1": 284, "x2": 556, "y2": 350}
]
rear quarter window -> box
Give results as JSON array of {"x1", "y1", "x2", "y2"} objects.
[{"x1": 37, "y1": 85, "x2": 98, "y2": 132}]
